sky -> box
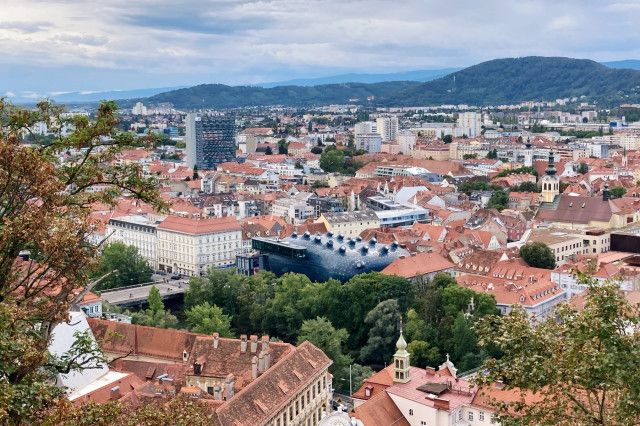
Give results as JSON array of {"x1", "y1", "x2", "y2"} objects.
[{"x1": 2, "y1": 0, "x2": 640, "y2": 96}]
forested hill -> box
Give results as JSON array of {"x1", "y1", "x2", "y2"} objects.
[
  {"x1": 141, "y1": 81, "x2": 421, "y2": 109},
  {"x1": 390, "y1": 56, "x2": 640, "y2": 106},
  {"x1": 139, "y1": 57, "x2": 640, "y2": 108}
]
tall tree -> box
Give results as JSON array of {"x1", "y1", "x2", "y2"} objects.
[
  {"x1": 297, "y1": 317, "x2": 351, "y2": 373},
  {"x1": 185, "y1": 302, "x2": 233, "y2": 336},
  {"x1": 360, "y1": 299, "x2": 402, "y2": 366},
  {"x1": 91, "y1": 242, "x2": 152, "y2": 290},
  {"x1": 476, "y1": 275, "x2": 640, "y2": 425},
  {"x1": 519, "y1": 242, "x2": 556, "y2": 269},
  {"x1": 0, "y1": 100, "x2": 163, "y2": 424},
  {"x1": 131, "y1": 286, "x2": 178, "y2": 329}
]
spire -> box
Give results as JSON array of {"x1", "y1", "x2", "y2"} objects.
[
  {"x1": 545, "y1": 151, "x2": 557, "y2": 176},
  {"x1": 393, "y1": 321, "x2": 410, "y2": 383}
]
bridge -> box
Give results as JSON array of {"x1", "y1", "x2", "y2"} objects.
[{"x1": 100, "y1": 280, "x2": 189, "y2": 307}]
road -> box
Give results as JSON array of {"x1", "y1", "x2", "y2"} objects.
[{"x1": 100, "y1": 279, "x2": 189, "y2": 306}]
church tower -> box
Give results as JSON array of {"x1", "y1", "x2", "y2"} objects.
[
  {"x1": 541, "y1": 151, "x2": 559, "y2": 203},
  {"x1": 393, "y1": 326, "x2": 411, "y2": 383}
]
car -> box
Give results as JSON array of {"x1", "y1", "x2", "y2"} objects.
[{"x1": 170, "y1": 274, "x2": 181, "y2": 280}]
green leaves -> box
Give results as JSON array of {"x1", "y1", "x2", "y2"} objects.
[
  {"x1": 476, "y1": 276, "x2": 640, "y2": 425},
  {"x1": 185, "y1": 302, "x2": 233, "y2": 337},
  {"x1": 519, "y1": 242, "x2": 556, "y2": 269},
  {"x1": 91, "y1": 242, "x2": 152, "y2": 291}
]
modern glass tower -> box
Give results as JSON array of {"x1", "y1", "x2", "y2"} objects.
[{"x1": 186, "y1": 113, "x2": 236, "y2": 170}]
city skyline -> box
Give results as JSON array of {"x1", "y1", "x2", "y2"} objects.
[{"x1": 2, "y1": 0, "x2": 640, "y2": 95}]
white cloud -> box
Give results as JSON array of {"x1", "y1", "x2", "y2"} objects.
[{"x1": 1, "y1": 0, "x2": 640, "y2": 92}]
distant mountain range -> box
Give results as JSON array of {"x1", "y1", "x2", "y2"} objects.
[
  {"x1": 259, "y1": 68, "x2": 460, "y2": 87},
  {"x1": 138, "y1": 57, "x2": 640, "y2": 109},
  {"x1": 602, "y1": 60, "x2": 640, "y2": 70},
  {"x1": 8, "y1": 57, "x2": 640, "y2": 105}
]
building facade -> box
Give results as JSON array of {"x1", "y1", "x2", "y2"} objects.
[
  {"x1": 156, "y1": 216, "x2": 242, "y2": 276},
  {"x1": 186, "y1": 113, "x2": 236, "y2": 170},
  {"x1": 106, "y1": 214, "x2": 161, "y2": 269}
]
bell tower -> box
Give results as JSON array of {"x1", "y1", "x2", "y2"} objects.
[
  {"x1": 541, "y1": 151, "x2": 559, "y2": 203},
  {"x1": 393, "y1": 323, "x2": 411, "y2": 384}
]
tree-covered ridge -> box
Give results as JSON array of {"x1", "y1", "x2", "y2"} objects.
[
  {"x1": 391, "y1": 56, "x2": 640, "y2": 106},
  {"x1": 139, "y1": 57, "x2": 640, "y2": 109},
  {"x1": 141, "y1": 81, "x2": 421, "y2": 109}
]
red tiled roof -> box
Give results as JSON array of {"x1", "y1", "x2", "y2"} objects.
[{"x1": 157, "y1": 216, "x2": 241, "y2": 234}]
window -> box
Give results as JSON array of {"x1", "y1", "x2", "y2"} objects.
[
  {"x1": 459, "y1": 411, "x2": 463, "y2": 420},
  {"x1": 409, "y1": 409, "x2": 413, "y2": 416},
  {"x1": 468, "y1": 411, "x2": 474, "y2": 421},
  {"x1": 480, "y1": 411, "x2": 485, "y2": 421},
  {"x1": 421, "y1": 422, "x2": 426, "y2": 425}
]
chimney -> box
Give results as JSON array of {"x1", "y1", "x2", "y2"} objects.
[
  {"x1": 240, "y1": 335, "x2": 247, "y2": 353},
  {"x1": 213, "y1": 332, "x2": 220, "y2": 349},
  {"x1": 213, "y1": 385, "x2": 222, "y2": 400},
  {"x1": 258, "y1": 352, "x2": 266, "y2": 373},
  {"x1": 261, "y1": 335, "x2": 270, "y2": 352},
  {"x1": 250, "y1": 335, "x2": 258, "y2": 353},
  {"x1": 251, "y1": 356, "x2": 258, "y2": 379},
  {"x1": 432, "y1": 398, "x2": 450, "y2": 410},
  {"x1": 182, "y1": 350, "x2": 189, "y2": 362},
  {"x1": 225, "y1": 374, "x2": 235, "y2": 399},
  {"x1": 110, "y1": 386, "x2": 121, "y2": 400},
  {"x1": 425, "y1": 367, "x2": 436, "y2": 375}
]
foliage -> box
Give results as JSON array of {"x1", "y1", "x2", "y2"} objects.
[
  {"x1": 264, "y1": 146, "x2": 273, "y2": 155},
  {"x1": 458, "y1": 180, "x2": 498, "y2": 195},
  {"x1": 442, "y1": 134, "x2": 453, "y2": 144},
  {"x1": 496, "y1": 166, "x2": 538, "y2": 178},
  {"x1": 488, "y1": 189, "x2": 509, "y2": 211},
  {"x1": 41, "y1": 395, "x2": 216, "y2": 425},
  {"x1": 510, "y1": 181, "x2": 540, "y2": 193},
  {"x1": 0, "y1": 100, "x2": 163, "y2": 424},
  {"x1": 277, "y1": 139, "x2": 288, "y2": 155},
  {"x1": 577, "y1": 162, "x2": 589, "y2": 174},
  {"x1": 463, "y1": 153, "x2": 478, "y2": 160},
  {"x1": 411, "y1": 273, "x2": 498, "y2": 371},
  {"x1": 407, "y1": 340, "x2": 440, "y2": 368},
  {"x1": 519, "y1": 242, "x2": 556, "y2": 269},
  {"x1": 131, "y1": 286, "x2": 178, "y2": 329},
  {"x1": 610, "y1": 186, "x2": 627, "y2": 199},
  {"x1": 297, "y1": 317, "x2": 351, "y2": 373},
  {"x1": 476, "y1": 275, "x2": 640, "y2": 425},
  {"x1": 311, "y1": 180, "x2": 330, "y2": 189},
  {"x1": 310, "y1": 146, "x2": 323, "y2": 154},
  {"x1": 486, "y1": 149, "x2": 498, "y2": 159},
  {"x1": 91, "y1": 242, "x2": 152, "y2": 290},
  {"x1": 319, "y1": 148, "x2": 362, "y2": 175},
  {"x1": 360, "y1": 299, "x2": 402, "y2": 366},
  {"x1": 185, "y1": 302, "x2": 233, "y2": 336}
]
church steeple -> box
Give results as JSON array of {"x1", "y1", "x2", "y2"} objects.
[
  {"x1": 545, "y1": 151, "x2": 557, "y2": 176},
  {"x1": 541, "y1": 151, "x2": 560, "y2": 203},
  {"x1": 393, "y1": 322, "x2": 410, "y2": 383}
]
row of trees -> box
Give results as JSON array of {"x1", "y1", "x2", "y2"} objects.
[{"x1": 181, "y1": 269, "x2": 499, "y2": 392}]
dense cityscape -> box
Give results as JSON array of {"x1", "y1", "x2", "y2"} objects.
[{"x1": 2, "y1": 1, "x2": 640, "y2": 425}]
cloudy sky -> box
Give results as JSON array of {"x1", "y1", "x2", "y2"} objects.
[{"x1": 1, "y1": 0, "x2": 640, "y2": 94}]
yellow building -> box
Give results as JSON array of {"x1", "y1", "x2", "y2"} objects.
[{"x1": 318, "y1": 210, "x2": 380, "y2": 237}]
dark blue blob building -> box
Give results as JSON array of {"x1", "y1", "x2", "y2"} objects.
[{"x1": 240, "y1": 231, "x2": 410, "y2": 282}]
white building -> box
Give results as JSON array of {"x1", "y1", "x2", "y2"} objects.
[
  {"x1": 376, "y1": 116, "x2": 399, "y2": 142},
  {"x1": 156, "y1": 216, "x2": 242, "y2": 276},
  {"x1": 397, "y1": 130, "x2": 416, "y2": 153},
  {"x1": 354, "y1": 121, "x2": 376, "y2": 135},
  {"x1": 457, "y1": 112, "x2": 482, "y2": 137},
  {"x1": 132, "y1": 102, "x2": 147, "y2": 115},
  {"x1": 106, "y1": 214, "x2": 162, "y2": 269},
  {"x1": 355, "y1": 133, "x2": 383, "y2": 153},
  {"x1": 271, "y1": 192, "x2": 316, "y2": 224}
]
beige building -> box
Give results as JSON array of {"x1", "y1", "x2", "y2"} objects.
[
  {"x1": 318, "y1": 210, "x2": 380, "y2": 237},
  {"x1": 526, "y1": 228, "x2": 611, "y2": 265},
  {"x1": 156, "y1": 215, "x2": 242, "y2": 276},
  {"x1": 106, "y1": 214, "x2": 163, "y2": 269}
]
